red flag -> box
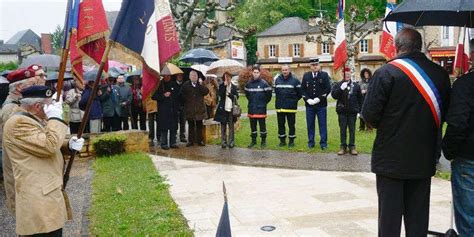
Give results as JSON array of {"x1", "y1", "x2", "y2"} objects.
[
  {"x1": 70, "y1": 30, "x2": 83, "y2": 84},
  {"x1": 77, "y1": 0, "x2": 109, "y2": 72},
  {"x1": 380, "y1": 1, "x2": 399, "y2": 59}
]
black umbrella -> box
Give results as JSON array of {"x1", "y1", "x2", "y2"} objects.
[
  {"x1": 180, "y1": 67, "x2": 205, "y2": 81},
  {"x1": 46, "y1": 71, "x2": 74, "y2": 83},
  {"x1": 384, "y1": 0, "x2": 474, "y2": 27},
  {"x1": 179, "y1": 48, "x2": 219, "y2": 64}
]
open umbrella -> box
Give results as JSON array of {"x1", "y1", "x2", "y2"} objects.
[
  {"x1": 180, "y1": 67, "x2": 205, "y2": 81},
  {"x1": 179, "y1": 48, "x2": 220, "y2": 64},
  {"x1": 19, "y1": 54, "x2": 71, "y2": 70},
  {"x1": 108, "y1": 60, "x2": 129, "y2": 71},
  {"x1": 207, "y1": 59, "x2": 244, "y2": 76},
  {"x1": 384, "y1": 0, "x2": 474, "y2": 27},
  {"x1": 191, "y1": 64, "x2": 209, "y2": 75},
  {"x1": 161, "y1": 63, "x2": 184, "y2": 76},
  {"x1": 46, "y1": 71, "x2": 74, "y2": 83},
  {"x1": 126, "y1": 69, "x2": 143, "y2": 84},
  {"x1": 107, "y1": 67, "x2": 126, "y2": 78}
]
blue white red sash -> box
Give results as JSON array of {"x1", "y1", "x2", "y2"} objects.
[{"x1": 389, "y1": 58, "x2": 442, "y2": 128}]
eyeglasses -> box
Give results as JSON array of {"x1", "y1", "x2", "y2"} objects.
[{"x1": 36, "y1": 73, "x2": 47, "y2": 78}]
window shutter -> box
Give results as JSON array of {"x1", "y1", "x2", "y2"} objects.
[
  {"x1": 368, "y1": 39, "x2": 373, "y2": 53},
  {"x1": 264, "y1": 45, "x2": 269, "y2": 58},
  {"x1": 288, "y1": 44, "x2": 292, "y2": 57},
  {"x1": 330, "y1": 44, "x2": 334, "y2": 54},
  {"x1": 317, "y1": 43, "x2": 322, "y2": 55},
  {"x1": 300, "y1": 44, "x2": 305, "y2": 57},
  {"x1": 276, "y1": 45, "x2": 280, "y2": 57}
]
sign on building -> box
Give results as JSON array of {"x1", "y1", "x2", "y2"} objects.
[{"x1": 231, "y1": 40, "x2": 244, "y2": 60}]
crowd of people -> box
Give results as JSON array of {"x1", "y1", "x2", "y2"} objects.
[{"x1": 3, "y1": 26, "x2": 474, "y2": 236}]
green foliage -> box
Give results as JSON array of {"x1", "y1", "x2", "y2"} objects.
[
  {"x1": 244, "y1": 35, "x2": 258, "y2": 65},
  {"x1": 51, "y1": 25, "x2": 63, "y2": 54},
  {"x1": 92, "y1": 133, "x2": 127, "y2": 157},
  {"x1": 89, "y1": 152, "x2": 192, "y2": 235},
  {"x1": 0, "y1": 62, "x2": 18, "y2": 72},
  {"x1": 435, "y1": 171, "x2": 451, "y2": 181}
]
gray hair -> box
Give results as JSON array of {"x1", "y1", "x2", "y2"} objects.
[
  {"x1": 9, "y1": 78, "x2": 35, "y2": 93},
  {"x1": 281, "y1": 64, "x2": 290, "y2": 70},
  {"x1": 395, "y1": 27, "x2": 422, "y2": 53},
  {"x1": 20, "y1": 97, "x2": 48, "y2": 106}
]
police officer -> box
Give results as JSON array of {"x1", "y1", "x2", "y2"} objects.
[
  {"x1": 3, "y1": 85, "x2": 84, "y2": 236},
  {"x1": 245, "y1": 65, "x2": 272, "y2": 148},
  {"x1": 301, "y1": 58, "x2": 332, "y2": 149},
  {"x1": 274, "y1": 64, "x2": 302, "y2": 147}
]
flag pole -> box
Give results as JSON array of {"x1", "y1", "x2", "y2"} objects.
[
  {"x1": 56, "y1": 0, "x2": 73, "y2": 101},
  {"x1": 63, "y1": 40, "x2": 112, "y2": 189}
]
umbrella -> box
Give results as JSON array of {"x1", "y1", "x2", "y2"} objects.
[
  {"x1": 161, "y1": 63, "x2": 184, "y2": 76},
  {"x1": 125, "y1": 69, "x2": 143, "y2": 84},
  {"x1": 108, "y1": 60, "x2": 129, "y2": 71},
  {"x1": 207, "y1": 59, "x2": 244, "y2": 76},
  {"x1": 179, "y1": 48, "x2": 220, "y2": 64},
  {"x1": 19, "y1": 54, "x2": 71, "y2": 69},
  {"x1": 191, "y1": 64, "x2": 209, "y2": 75},
  {"x1": 107, "y1": 67, "x2": 126, "y2": 78},
  {"x1": 384, "y1": 0, "x2": 474, "y2": 27},
  {"x1": 46, "y1": 71, "x2": 74, "y2": 82},
  {"x1": 180, "y1": 67, "x2": 205, "y2": 81},
  {"x1": 84, "y1": 69, "x2": 104, "y2": 82}
]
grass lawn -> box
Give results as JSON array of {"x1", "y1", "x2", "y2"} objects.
[
  {"x1": 89, "y1": 152, "x2": 192, "y2": 236},
  {"x1": 213, "y1": 106, "x2": 376, "y2": 154}
]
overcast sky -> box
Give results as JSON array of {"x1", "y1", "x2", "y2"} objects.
[{"x1": 0, "y1": 0, "x2": 123, "y2": 41}]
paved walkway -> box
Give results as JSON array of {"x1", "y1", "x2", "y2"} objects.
[{"x1": 151, "y1": 154, "x2": 453, "y2": 237}]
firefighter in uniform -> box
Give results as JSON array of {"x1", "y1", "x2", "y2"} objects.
[
  {"x1": 274, "y1": 64, "x2": 302, "y2": 147},
  {"x1": 301, "y1": 58, "x2": 332, "y2": 149}
]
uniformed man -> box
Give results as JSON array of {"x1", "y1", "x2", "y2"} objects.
[
  {"x1": 274, "y1": 64, "x2": 302, "y2": 147},
  {"x1": 3, "y1": 85, "x2": 84, "y2": 236},
  {"x1": 2, "y1": 65, "x2": 45, "y2": 216},
  {"x1": 301, "y1": 58, "x2": 332, "y2": 149},
  {"x1": 362, "y1": 28, "x2": 451, "y2": 236}
]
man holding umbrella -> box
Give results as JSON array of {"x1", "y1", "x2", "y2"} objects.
[{"x1": 362, "y1": 28, "x2": 451, "y2": 236}]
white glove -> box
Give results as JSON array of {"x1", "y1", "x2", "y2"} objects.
[
  {"x1": 69, "y1": 136, "x2": 85, "y2": 152},
  {"x1": 313, "y1": 98, "x2": 320, "y2": 104},
  {"x1": 307, "y1": 99, "x2": 316, "y2": 105},
  {"x1": 340, "y1": 82, "x2": 349, "y2": 90},
  {"x1": 357, "y1": 113, "x2": 361, "y2": 118},
  {"x1": 43, "y1": 101, "x2": 63, "y2": 119}
]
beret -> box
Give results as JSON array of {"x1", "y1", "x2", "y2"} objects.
[
  {"x1": 7, "y1": 64, "x2": 43, "y2": 83},
  {"x1": 21, "y1": 85, "x2": 55, "y2": 98}
]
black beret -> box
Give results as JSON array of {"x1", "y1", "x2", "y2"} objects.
[
  {"x1": 309, "y1": 57, "x2": 320, "y2": 64},
  {"x1": 21, "y1": 85, "x2": 55, "y2": 98}
]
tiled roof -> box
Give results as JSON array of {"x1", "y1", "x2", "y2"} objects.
[{"x1": 257, "y1": 17, "x2": 319, "y2": 37}]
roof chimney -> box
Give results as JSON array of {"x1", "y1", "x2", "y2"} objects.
[{"x1": 41, "y1": 33, "x2": 53, "y2": 54}]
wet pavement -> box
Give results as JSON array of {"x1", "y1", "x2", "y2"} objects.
[
  {"x1": 151, "y1": 144, "x2": 451, "y2": 173},
  {"x1": 0, "y1": 158, "x2": 93, "y2": 236}
]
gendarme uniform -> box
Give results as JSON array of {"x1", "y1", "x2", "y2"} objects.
[
  {"x1": 3, "y1": 86, "x2": 72, "y2": 235},
  {"x1": 274, "y1": 72, "x2": 302, "y2": 146}
]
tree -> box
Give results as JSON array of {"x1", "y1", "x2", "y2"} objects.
[
  {"x1": 169, "y1": 0, "x2": 253, "y2": 50},
  {"x1": 51, "y1": 25, "x2": 63, "y2": 54},
  {"x1": 306, "y1": 4, "x2": 382, "y2": 78}
]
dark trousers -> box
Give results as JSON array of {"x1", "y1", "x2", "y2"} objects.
[
  {"x1": 187, "y1": 120, "x2": 203, "y2": 144},
  {"x1": 120, "y1": 116, "x2": 129, "y2": 130},
  {"x1": 70, "y1": 122, "x2": 80, "y2": 134},
  {"x1": 220, "y1": 111, "x2": 234, "y2": 145},
  {"x1": 305, "y1": 106, "x2": 327, "y2": 148},
  {"x1": 250, "y1": 118, "x2": 266, "y2": 138},
  {"x1": 148, "y1": 113, "x2": 159, "y2": 140},
  {"x1": 22, "y1": 228, "x2": 62, "y2": 237},
  {"x1": 131, "y1": 106, "x2": 146, "y2": 130},
  {"x1": 376, "y1": 175, "x2": 431, "y2": 237},
  {"x1": 338, "y1": 113, "x2": 357, "y2": 148},
  {"x1": 177, "y1": 108, "x2": 186, "y2": 139},
  {"x1": 160, "y1": 129, "x2": 177, "y2": 147},
  {"x1": 277, "y1": 112, "x2": 296, "y2": 140},
  {"x1": 102, "y1": 116, "x2": 114, "y2": 132}
]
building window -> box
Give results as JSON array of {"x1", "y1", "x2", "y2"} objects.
[
  {"x1": 293, "y1": 44, "x2": 300, "y2": 57},
  {"x1": 443, "y1": 26, "x2": 449, "y2": 40},
  {"x1": 360, "y1": 39, "x2": 368, "y2": 53},
  {"x1": 322, "y1": 42, "x2": 330, "y2": 54},
  {"x1": 269, "y1": 45, "x2": 276, "y2": 57}
]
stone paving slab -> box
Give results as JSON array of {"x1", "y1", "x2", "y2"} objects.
[{"x1": 151, "y1": 155, "x2": 453, "y2": 237}]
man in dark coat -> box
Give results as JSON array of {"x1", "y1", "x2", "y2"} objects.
[
  {"x1": 361, "y1": 28, "x2": 451, "y2": 237},
  {"x1": 153, "y1": 75, "x2": 179, "y2": 150},
  {"x1": 175, "y1": 74, "x2": 187, "y2": 142},
  {"x1": 301, "y1": 57, "x2": 332, "y2": 149},
  {"x1": 244, "y1": 65, "x2": 272, "y2": 148},
  {"x1": 100, "y1": 77, "x2": 120, "y2": 131},
  {"x1": 115, "y1": 75, "x2": 132, "y2": 130},
  {"x1": 274, "y1": 65, "x2": 302, "y2": 147},
  {"x1": 331, "y1": 67, "x2": 363, "y2": 155},
  {"x1": 180, "y1": 70, "x2": 209, "y2": 146},
  {"x1": 442, "y1": 70, "x2": 474, "y2": 236}
]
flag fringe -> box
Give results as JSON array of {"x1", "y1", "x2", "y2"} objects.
[{"x1": 76, "y1": 31, "x2": 110, "y2": 48}]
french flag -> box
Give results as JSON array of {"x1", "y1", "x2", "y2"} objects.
[
  {"x1": 380, "y1": 0, "x2": 402, "y2": 59},
  {"x1": 333, "y1": 0, "x2": 347, "y2": 71},
  {"x1": 454, "y1": 27, "x2": 471, "y2": 75},
  {"x1": 110, "y1": 0, "x2": 181, "y2": 100}
]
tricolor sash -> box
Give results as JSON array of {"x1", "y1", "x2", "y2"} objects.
[{"x1": 389, "y1": 58, "x2": 442, "y2": 128}]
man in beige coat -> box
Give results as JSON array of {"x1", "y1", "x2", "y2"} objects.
[
  {"x1": 3, "y1": 85, "x2": 84, "y2": 236},
  {"x1": 2, "y1": 65, "x2": 46, "y2": 216}
]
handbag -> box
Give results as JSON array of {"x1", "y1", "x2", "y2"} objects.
[{"x1": 232, "y1": 96, "x2": 241, "y2": 117}]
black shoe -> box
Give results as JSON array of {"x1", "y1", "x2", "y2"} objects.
[
  {"x1": 288, "y1": 141, "x2": 295, "y2": 148},
  {"x1": 321, "y1": 146, "x2": 327, "y2": 151},
  {"x1": 198, "y1": 142, "x2": 205, "y2": 146},
  {"x1": 186, "y1": 142, "x2": 194, "y2": 147},
  {"x1": 180, "y1": 138, "x2": 187, "y2": 143},
  {"x1": 228, "y1": 143, "x2": 234, "y2": 149},
  {"x1": 221, "y1": 143, "x2": 227, "y2": 148},
  {"x1": 308, "y1": 144, "x2": 315, "y2": 149},
  {"x1": 278, "y1": 141, "x2": 286, "y2": 147},
  {"x1": 170, "y1": 144, "x2": 178, "y2": 149},
  {"x1": 161, "y1": 146, "x2": 170, "y2": 150},
  {"x1": 248, "y1": 141, "x2": 257, "y2": 148}
]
